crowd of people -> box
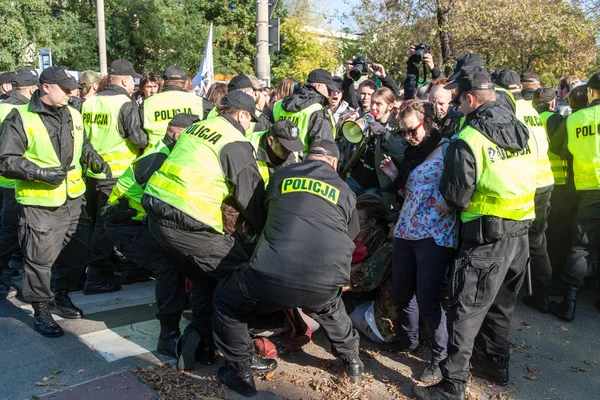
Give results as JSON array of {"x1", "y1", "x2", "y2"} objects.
[{"x1": 0, "y1": 46, "x2": 598, "y2": 399}]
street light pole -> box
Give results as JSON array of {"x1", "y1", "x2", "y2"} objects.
[
  {"x1": 256, "y1": 0, "x2": 270, "y2": 86},
  {"x1": 97, "y1": 0, "x2": 107, "y2": 75}
]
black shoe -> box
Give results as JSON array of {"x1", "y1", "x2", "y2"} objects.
[
  {"x1": 523, "y1": 287, "x2": 551, "y2": 313},
  {"x1": 49, "y1": 291, "x2": 83, "y2": 319},
  {"x1": 250, "y1": 354, "x2": 277, "y2": 374},
  {"x1": 470, "y1": 352, "x2": 509, "y2": 386},
  {"x1": 120, "y1": 260, "x2": 153, "y2": 285},
  {"x1": 420, "y1": 363, "x2": 443, "y2": 383},
  {"x1": 413, "y1": 381, "x2": 465, "y2": 400},
  {"x1": 157, "y1": 329, "x2": 180, "y2": 358},
  {"x1": 83, "y1": 280, "x2": 121, "y2": 295},
  {"x1": 177, "y1": 328, "x2": 201, "y2": 371},
  {"x1": 0, "y1": 281, "x2": 17, "y2": 299},
  {"x1": 549, "y1": 284, "x2": 577, "y2": 322},
  {"x1": 218, "y1": 365, "x2": 257, "y2": 398},
  {"x1": 196, "y1": 340, "x2": 220, "y2": 366},
  {"x1": 32, "y1": 301, "x2": 64, "y2": 338},
  {"x1": 344, "y1": 357, "x2": 364, "y2": 384}
]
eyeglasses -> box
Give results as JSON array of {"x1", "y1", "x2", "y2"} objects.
[
  {"x1": 398, "y1": 121, "x2": 424, "y2": 137},
  {"x1": 59, "y1": 86, "x2": 73, "y2": 95}
]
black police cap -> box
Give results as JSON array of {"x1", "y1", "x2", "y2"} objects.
[
  {"x1": 220, "y1": 91, "x2": 261, "y2": 121},
  {"x1": 271, "y1": 120, "x2": 304, "y2": 152},
  {"x1": 308, "y1": 139, "x2": 340, "y2": 159},
  {"x1": 588, "y1": 72, "x2": 600, "y2": 91},
  {"x1": 0, "y1": 71, "x2": 14, "y2": 85},
  {"x1": 109, "y1": 59, "x2": 142, "y2": 79},
  {"x1": 521, "y1": 72, "x2": 540, "y2": 84},
  {"x1": 12, "y1": 68, "x2": 39, "y2": 87},
  {"x1": 445, "y1": 72, "x2": 495, "y2": 103},
  {"x1": 306, "y1": 69, "x2": 340, "y2": 93},
  {"x1": 228, "y1": 75, "x2": 257, "y2": 91},
  {"x1": 448, "y1": 53, "x2": 485, "y2": 82},
  {"x1": 163, "y1": 65, "x2": 187, "y2": 81},
  {"x1": 533, "y1": 87, "x2": 556, "y2": 103},
  {"x1": 168, "y1": 113, "x2": 200, "y2": 128},
  {"x1": 39, "y1": 67, "x2": 81, "y2": 89},
  {"x1": 495, "y1": 70, "x2": 521, "y2": 90}
]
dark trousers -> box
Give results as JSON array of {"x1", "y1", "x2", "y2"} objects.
[
  {"x1": 562, "y1": 198, "x2": 600, "y2": 288},
  {"x1": 0, "y1": 188, "x2": 21, "y2": 270},
  {"x1": 546, "y1": 184, "x2": 578, "y2": 278},
  {"x1": 19, "y1": 196, "x2": 91, "y2": 302},
  {"x1": 147, "y1": 216, "x2": 249, "y2": 338},
  {"x1": 529, "y1": 189, "x2": 553, "y2": 290},
  {"x1": 213, "y1": 266, "x2": 360, "y2": 370},
  {"x1": 104, "y1": 220, "x2": 188, "y2": 324},
  {"x1": 86, "y1": 178, "x2": 118, "y2": 272},
  {"x1": 392, "y1": 238, "x2": 453, "y2": 365},
  {"x1": 443, "y1": 234, "x2": 529, "y2": 386}
]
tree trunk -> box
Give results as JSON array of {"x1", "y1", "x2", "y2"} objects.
[{"x1": 436, "y1": 0, "x2": 453, "y2": 66}]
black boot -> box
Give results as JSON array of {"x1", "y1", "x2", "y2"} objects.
[
  {"x1": 84, "y1": 268, "x2": 121, "y2": 295},
  {"x1": 0, "y1": 281, "x2": 17, "y2": 299},
  {"x1": 470, "y1": 350, "x2": 509, "y2": 386},
  {"x1": 549, "y1": 284, "x2": 577, "y2": 322},
  {"x1": 218, "y1": 365, "x2": 257, "y2": 397},
  {"x1": 344, "y1": 357, "x2": 364, "y2": 384},
  {"x1": 196, "y1": 339, "x2": 220, "y2": 366},
  {"x1": 32, "y1": 301, "x2": 64, "y2": 338},
  {"x1": 176, "y1": 327, "x2": 201, "y2": 371},
  {"x1": 157, "y1": 321, "x2": 180, "y2": 358},
  {"x1": 523, "y1": 287, "x2": 551, "y2": 313},
  {"x1": 49, "y1": 291, "x2": 83, "y2": 319},
  {"x1": 413, "y1": 380, "x2": 466, "y2": 400},
  {"x1": 120, "y1": 259, "x2": 152, "y2": 285},
  {"x1": 250, "y1": 354, "x2": 277, "y2": 374}
]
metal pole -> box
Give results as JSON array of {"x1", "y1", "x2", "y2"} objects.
[
  {"x1": 256, "y1": 0, "x2": 270, "y2": 86},
  {"x1": 97, "y1": 0, "x2": 107, "y2": 75}
]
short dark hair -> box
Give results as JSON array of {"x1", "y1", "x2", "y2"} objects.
[
  {"x1": 216, "y1": 104, "x2": 244, "y2": 117},
  {"x1": 140, "y1": 72, "x2": 161, "y2": 89},
  {"x1": 358, "y1": 79, "x2": 377, "y2": 93}
]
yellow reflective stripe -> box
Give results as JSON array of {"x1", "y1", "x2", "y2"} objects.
[
  {"x1": 536, "y1": 168, "x2": 554, "y2": 184},
  {"x1": 160, "y1": 163, "x2": 204, "y2": 185},
  {"x1": 148, "y1": 174, "x2": 205, "y2": 210},
  {"x1": 102, "y1": 152, "x2": 138, "y2": 162},
  {"x1": 468, "y1": 191, "x2": 535, "y2": 220}
]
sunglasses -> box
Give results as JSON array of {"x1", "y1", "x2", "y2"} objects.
[
  {"x1": 398, "y1": 121, "x2": 424, "y2": 137},
  {"x1": 59, "y1": 86, "x2": 74, "y2": 95}
]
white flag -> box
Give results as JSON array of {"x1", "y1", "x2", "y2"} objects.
[{"x1": 192, "y1": 23, "x2": 214, "y2": 96}]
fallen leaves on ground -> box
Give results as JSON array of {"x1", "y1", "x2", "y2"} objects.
[
  {"x1": 134, "y1": 366, "x2": 227, "y2": 400},
  {"x1": 569, "y1": 366, "x2": 586, "y2": 372},
  {"x1": 549, "y1": 356, "x2": 560, "y2": 362}
]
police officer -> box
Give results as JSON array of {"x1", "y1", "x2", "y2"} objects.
[
  {"x1": 0, "y1": 68, "x2": 39, "y2": 298},
  {"x1": 246, "y1": 119, "x2": 304, "y2": 185},
  {"x1": 495, "y1": 70, "x2": 555, "y2": 314},
  {"x1": 414, "y1": 72, "x2": 536, "y2": 400},
  {"x1": 142, "y1": 91, "x2": 265, "y2": 371},
  {"x1": 273, "y1": 68, "x2": 337, "y2": 154},
  {"x1": 0, "y1": 71, "x2": 13, "y2": 100},
  {"x1": 83, "y1": 59, "x2": 147, "y2": 294},
  {"x1": 103, "y1": 113, "x2": 198, "y2": 357},
  {"x1": 213, "y1": 139, "x2": 362, "y2": 397},
  {"x1": 549, "y1": 72, "x2": 600, "y2": 320},
  {"x1": 142, "y1": 65, "x2": 204, "y2": 148},
  {"x1": 0, "y1": 67, "x2": 111, "y2": 337}
]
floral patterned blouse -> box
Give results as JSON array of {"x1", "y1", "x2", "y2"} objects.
[{"x1": 394, "y1": 145, "x2": 458, "y2": 248}]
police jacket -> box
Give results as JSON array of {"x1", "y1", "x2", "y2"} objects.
[
  {"x1": 1, "y1": 91, "x2": 29, "y2": 106},
  {"x1": 96, "y1": 84, "x2": 147, "y2": 149},
  {"x1": 534, "y1": 104, "x2": 563, "y2": 139},
  {"x1": 249, "y1": 159, "x2": 359, "y2": 293},
  {"x1": 440, "y1": 101, "x2": 531, "y2": 217},
  {"x1": 438, "y1": 107, "x2": 463, "y2": 138},
  {"x1": 279, "y1": 86, "x2": 334, "y2": 144},
  {"x1": 0, "y1": 90, "x2": 104, "y2": 182},
  {"x1": 141, "y1": 114, "x2": 265, "y2": 233}
]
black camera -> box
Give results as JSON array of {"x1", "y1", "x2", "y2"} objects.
[
  {"x1": 410, "y1": 43, "x2": 431, "y2": 64},
  {"x1": 349, "y1": 56, "x2": 369, "y2": 81}
]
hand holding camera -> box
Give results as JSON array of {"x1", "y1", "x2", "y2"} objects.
[{"x1": 369, "y1": 64, "x2": 386, "y2": 79}]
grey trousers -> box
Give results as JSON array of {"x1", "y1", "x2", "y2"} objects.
[{"x1": 19, "y1": 196, "x2": 91, "y2": 302}]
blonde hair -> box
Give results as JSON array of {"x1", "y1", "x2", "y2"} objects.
[
  {"x1": 372, "y1": 87, "x2": 395, "y2": 105},
  {"x1": 275, "y1": 77, "x2": 297, "y2": 101}
]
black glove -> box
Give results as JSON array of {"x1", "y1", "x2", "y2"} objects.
[
  {"x1": 102, "y1": 197, "x2": 137, "y2": 224},
  {"x1": 34, "y1": 167, "x2": 67, "y2": 186},
  {"x1": 91, "y1": 160, "x2": 112, "y2": 179}
]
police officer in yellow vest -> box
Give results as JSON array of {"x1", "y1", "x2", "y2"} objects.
[
  {"x1": 103, "y1": 113, "x2": 199, "y2": 358},
  {"x1": 0, "y1": 71, "x2": 13, "y2": 101},
  {"x1": 142, "y1": 91, "x2": 265, "y2": 371},
  {"x1": 142, "y1": 65, "x2": 204, "y2": 149},
  {"x1": 246, "y1": 119, "x2": 303, "y2": 185},
  {"x1": 549, "y1": 72, "x2": 600, "y2": 321},
  {"x1": 83, "y1": 59, "x2": 147, "y2": 295},
  {"x1": 273, "y1": 68, "x2": 337, "y2": 154},
  {"x1": 0, "y1": 68, "x2": 39, "y2": 299},
  {"x1": 0, "y1": 67, "x2": 111, "y2": 338},
  {"x1": 495, "y1": 70, "x2": 555, "y2": 314},
  {"x1": 415, "y1": 72, "x2": 536, "y2": 400}
]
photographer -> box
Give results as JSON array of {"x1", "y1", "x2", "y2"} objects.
[
  {"x1": 343, "y1": 59, "x2": 400, "y2": 113},
  {"x1": 404, "y1": 44, "x2": 442, "y2": 100}
]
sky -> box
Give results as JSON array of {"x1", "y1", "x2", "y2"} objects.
[{"x1": 317, "y1": 0, "x2": 359, "y2": 32}]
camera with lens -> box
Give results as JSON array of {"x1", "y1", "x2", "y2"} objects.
[
  {"x1": 349, "y1": 55, "x2": 369, "y2": 81},
  {"x1": 410, "y1": 43, "x2": 431, "y2": 64}
]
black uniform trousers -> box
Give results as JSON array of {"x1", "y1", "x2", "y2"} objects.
[
  {"x1": 86, "y1": 177, "x2": 118, "y2": 274},
  {"x1": 0, "y1": 188, "x2": 21, "y2": 271},
  {"x1": 562, "y1": 197, "x2": 600, "y2": 288},
  {"x1": 442, "y1": 233, "x2": 529, "y2": 388},
  {"x1": 104, "y1": 220, "x2": 187, "y2": 324},
  {"x1": 213, "y1": 266, "x2": 360, "y2": 371},
  {"x1": 147, "y1": 215, "x2": 249, "y2": 341},
  {"x1": 19, "y1": 196, "x2": 91, "y2": 302},
  {"x1": 528, "y1": 189, "x2": 553, "y2": 289},
  {"x1": 546, "y1": 184, "x2": 579, "y2": 278}
]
